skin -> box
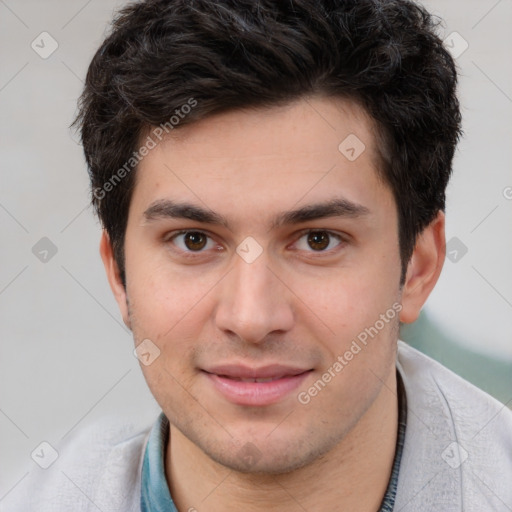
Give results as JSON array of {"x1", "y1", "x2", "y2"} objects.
[{"x1": 101, "y1": 96, "x2": 445, "y2": 511}]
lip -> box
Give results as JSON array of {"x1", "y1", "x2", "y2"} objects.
[{"x1": 202, "y1": 364, "x2": 313, "y2": 406}]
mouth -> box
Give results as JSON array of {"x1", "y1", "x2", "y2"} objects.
[
  {"x1": 201, "y1": 365, "x2": 313, "y2": 406},
  {"x1": 219, "y1": 376, "x2": 289, "y2": 383}
]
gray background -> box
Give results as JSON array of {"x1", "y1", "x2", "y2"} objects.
[{"x1": 1, "y1": 0, "x2": 511, "y2": 500}]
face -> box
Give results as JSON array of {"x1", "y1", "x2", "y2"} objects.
[{"x1": 106, "y1": 96, "x2": 412, "y2": 474}]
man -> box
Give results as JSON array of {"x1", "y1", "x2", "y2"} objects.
[{"x1": 12, "y1": 0, "x2": 512, "y2": 510}]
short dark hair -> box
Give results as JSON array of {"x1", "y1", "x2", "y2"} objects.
[{"x1": 74, "y1": 0, "x2": 462, "y2": 285}]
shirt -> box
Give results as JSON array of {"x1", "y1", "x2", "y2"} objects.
[{"x1": 7, "y1": 341, "x2": 512, "y2": 511}]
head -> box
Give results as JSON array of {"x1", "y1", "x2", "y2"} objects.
[{"x1": 75, "y1": 0, "x2": 461, "y2": 474}]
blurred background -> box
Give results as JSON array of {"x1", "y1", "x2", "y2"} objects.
[{"x1": 1, "y1": 0, "x2": 511, "y2": 501}]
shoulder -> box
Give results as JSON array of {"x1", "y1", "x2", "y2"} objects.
[
  {"x1": 5, "y1": 416, "x2": 153, "y2": 512},
  {"x1": 396, "y1": 341, "x2": 512, "y2": 512},
  {"x1": 397, "y1": 340, "x2": 512, "y2": 431}
]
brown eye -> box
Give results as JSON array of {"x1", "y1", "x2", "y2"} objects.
[
  {"x1": 307, "y1": 231, "x2": 331, "y2": 251},
  {"x1": 167, "y1": 230, "x2": 218, "y2": 255},
  {"x1": 184, "y1": 231, "x2": 208, "y2": 251},
  {"x1": 293, "y1": 230, "x2": 344, "y2": 254}
]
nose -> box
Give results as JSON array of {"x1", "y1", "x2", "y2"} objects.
[{"x1": 214, "y1": 250, "x2": 294, "y2": 344}]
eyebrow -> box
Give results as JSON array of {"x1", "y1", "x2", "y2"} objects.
[{"x1": 143, "y1": 197, "x2": 370, "y2": 229}]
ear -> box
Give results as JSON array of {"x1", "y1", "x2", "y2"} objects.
[
  {"x1": 399, "y1": 211, "x2": 445, "y2": 324},
  {"x1": 99, "y1": 230, "x2": 131, "y2": 329}
]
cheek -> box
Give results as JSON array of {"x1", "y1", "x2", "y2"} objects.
[
  {"x1": 125, "y1": 256, "x2": 221, "y2": 380},
  {"x1": 124, "y1": 242, "x2": 211, "y2": 334},
  {"x1": 127, "y1": 270, "x2": 207, "y2": 404},
  {"x1": 293, "y1": 264, "x2": 399, "y2": 332},
  {"x1": 129, "y1": 279, "x2": 206, "y2": 344}
]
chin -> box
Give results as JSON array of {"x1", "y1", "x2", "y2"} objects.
[{"x1": 202, "y1": 432, "x2": 338, "y2": 476}]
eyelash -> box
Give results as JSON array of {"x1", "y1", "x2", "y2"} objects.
[{"x1": 164, "y1": 229, "x2": 346, "y2": 258}]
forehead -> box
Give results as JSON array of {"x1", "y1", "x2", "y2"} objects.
[
  {"x1": 153, "y1": 96, "x2": 381, "y2": 165},
  {"x1": 130, "y1": 96, "x2": 392, "y2": 226}
]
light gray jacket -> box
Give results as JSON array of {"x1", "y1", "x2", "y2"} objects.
[{"x1": 5, "y1": 341, "x2": 512, "y2": 511}]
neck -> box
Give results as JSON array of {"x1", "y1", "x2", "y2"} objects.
[{"x1": 167, "y1": 368, "x2": 398, "y2": 512}]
